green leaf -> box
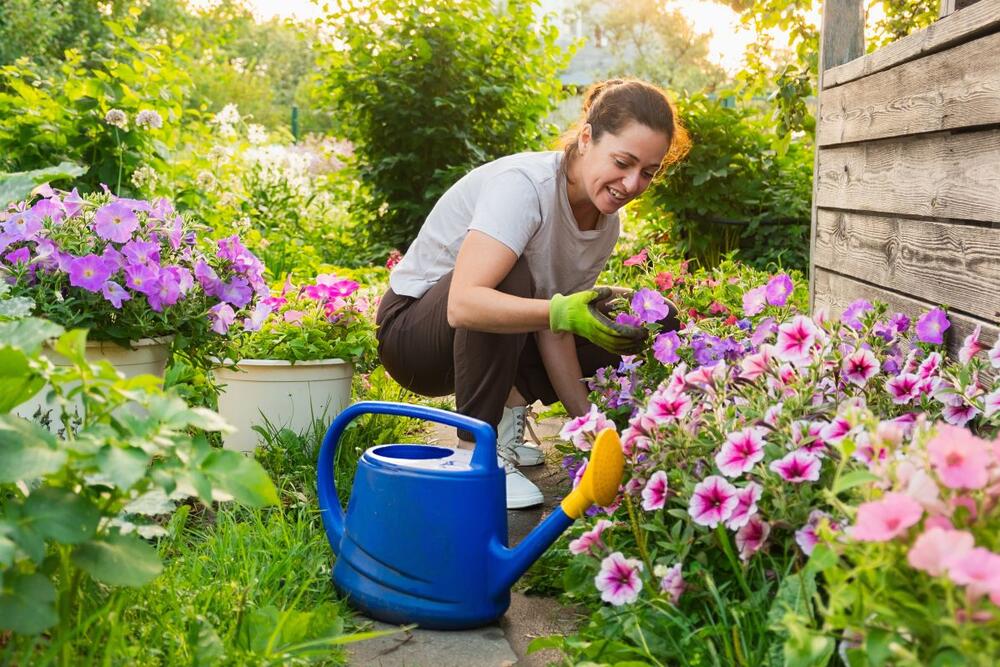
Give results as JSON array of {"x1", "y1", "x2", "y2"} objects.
[
  {"x1": 0, "y1": 414, "x2": 64, "y2": 483},
  {"x1": 0, "y1": 572, "x2": 58, "y2": 634},
  {"x1": 833, "y1": 470, "x2": 880, "y2": 495},
  {"x1": 806, "y1": 544, "x2": 838, "y2": 574},
  {"x1": 185, "y1": 407, "x2": 235, "y2": 433},
  {"x1": 72, "y1": 532, "x2": 163, "y2": 587},
  {"x1": 53, "y1": 328, "x2": 89, "y2": 365},
  {"x1": 188, "y1": 617, "x2": 225, "y2": 667},
  {"x1": 0, "y1": 346, "x2": 45, "y2": 412},
  {"x1": 96, "y1": 445, "x2": 150, "y2": 490},
  {"x1": 0, "y1": 318, "x2": 64, "y2": 354},
  {"x1": 865, "y1": 628, "x2": 894, "y2": 666},
  {"x1": 0, "y1": 161, "x2": 86, "y2": 208},
  {"x1": 23, "y1": 487, "x2": 100, "y2": 544},
  {"x1": 201, "y1": 450, "x2": 279, "y2": 507},
  {"x1": 783, "y1": 630, "x2": 835, "y2": 667}
]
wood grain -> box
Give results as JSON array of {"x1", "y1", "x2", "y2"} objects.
[
  {"x1": 815, "y1": 129, "x2": 1000, "y2": 222},
  {"x1": 813, "y1": 210, "x2": 1000, "y2": 322},
  {"x1": 824, "y1": 0, "x2": 1000, "y2": 88},
  {"x1": 817, "y1": 30, "x2": 1000, "y2": 146},
  {"x1": 812, "y1": 267, "x2": 999, "y2": 364}
]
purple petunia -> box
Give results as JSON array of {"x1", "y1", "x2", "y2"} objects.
[
  {"x1": 102, "y1": 281, "x2": 131, "y2": 309},
  {"x1": 615, "y1": 312, "x2": 642, "y2": 328},
  {"x1": 122, "y1": 239, "x2": 160, "y2": 266},
  {"x1": 68, "y1": 254, "x2": 113, "y2": 292},
  {"x1": 915, "y1": 307, "x2": 950, "y2": 345},
  {"x1": 218, "y1": 277, "x2": 253, "y2": 308},
  {"x1": 125, "y1": 263, "x2": 159, "y2": 295},
  {"x1": 93, "y1": 201, "x2": 139, "y2": 243},
  {"x1": 764, "y1": 273, "x2": 793, "y2": 306},
  {"x1": 4, "y1": 246, "x2": 30, "y2": 265},
  {"x1": 652, "y1": 331, "x2": 681, "y2": 365},
  {"x1": 841, "y1": 299, "x2": 874, "y2": 330},
  {"x1": 208, "y1": 302, "x2": 236, "y2": 335},
  {"x1": 630, "y1": 288, "x2": 669, "y2": 324}
]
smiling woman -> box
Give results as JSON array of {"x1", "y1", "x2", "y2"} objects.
[{"x1": 375, "y1": 78, "x2": 688, "y2": 509}]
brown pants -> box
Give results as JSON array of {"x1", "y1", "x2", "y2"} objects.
[{"x1": 375, "y1": 258, "x2": 622, "y2": 440}]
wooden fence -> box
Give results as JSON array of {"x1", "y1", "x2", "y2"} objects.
[{"x1": 810, "y1": 0, "x2": 1000, "y2": 359}]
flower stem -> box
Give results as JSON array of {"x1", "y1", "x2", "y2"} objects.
[
  {"x1": 716, "y1": 524, "x2": 752, "y2": 598},
  {"x1": 624, "y1": 494, "x2": 654, "y2": 575}
]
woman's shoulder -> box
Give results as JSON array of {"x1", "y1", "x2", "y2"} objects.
[{"x1": 478, "y1": 151, "x2": 562, "y2": 185}]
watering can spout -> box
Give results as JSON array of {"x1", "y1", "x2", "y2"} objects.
[{"x1": 489, "y1": 428, "x2": 625, "y2": 598}]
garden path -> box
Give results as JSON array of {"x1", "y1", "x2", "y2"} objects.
[{"x1": 346, "y1": 404, "x2": 583, "y2": 666}]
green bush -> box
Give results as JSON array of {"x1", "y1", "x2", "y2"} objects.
[
  {"x1": 315, "y1": 0, "x2": 571, "y2": 260},
  {"x1": 634, "y1": 93, "x2": 813, "y2": 272}
]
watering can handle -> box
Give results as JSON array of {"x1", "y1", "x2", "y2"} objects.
[{"x1": 317, "y1": 401, "x2": 498, "y2": 553}]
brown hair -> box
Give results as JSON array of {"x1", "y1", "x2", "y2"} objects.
[{"x1": 560, "y1": 78, "x2": 690, "y2": 177}]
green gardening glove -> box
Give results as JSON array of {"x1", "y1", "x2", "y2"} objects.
[{"x1": 550, "y1": 287, "x2": 647, "y2": 355}]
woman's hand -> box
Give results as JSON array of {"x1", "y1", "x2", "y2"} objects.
[{"x1": 549, "y1": 288, "x2": 646, "y2": 354}]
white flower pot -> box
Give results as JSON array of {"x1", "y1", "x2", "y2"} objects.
[
  {"x1": 213, "y1": 358, "x2": 353, "y2": 453},
  {"x1": 16, "y1": 337, "x2": 172, "y2": 421}
]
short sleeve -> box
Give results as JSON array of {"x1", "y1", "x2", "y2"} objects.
[{"x1": 467, "y1": 170, "x2": 542, "y2": 256}]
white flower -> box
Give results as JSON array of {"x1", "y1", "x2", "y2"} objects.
[
  {"x1": 213, "y1": 103, "x2": 241, "y2": 126},
  {"x1": 130, "y1": 165, "x2": 158, "y2": 189},
  {"x1": 247, "y1": 123, "x2": 268, "y2": 145},
  {"x1": 104, "y1": 108, "x2": 128, "y2": 129},
  {"x1": 135, "y1": 109, "x2": 163, "y2": 129}
]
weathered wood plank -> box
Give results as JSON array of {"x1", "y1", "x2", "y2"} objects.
[
  {"x1": 820, "y1": 0, "x2": 865, "y2": 71},
  {"x1": 818, "y1": 30, "x2": 1000, "y2": 146},
  {"x1": 813, "y1": 210, "x2": 1000, "y2": 322},
  {"x1": 815, "y1": 129, "x2": 1000, "y2": 222},
  {"x1": 824, "y1": 0, "x2": 1000, "y2": 88},
  {"x1": 812, "y1": 267, "x2": 1000, "y2": 364}
]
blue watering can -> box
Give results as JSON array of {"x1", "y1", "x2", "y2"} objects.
[{"x1": 317, "y1": 401, "x2": 624, "y2": 630}]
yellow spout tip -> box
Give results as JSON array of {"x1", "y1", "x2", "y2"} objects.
[{"x1": 560, "y1": 427, "x2": 625, "y2": 519}]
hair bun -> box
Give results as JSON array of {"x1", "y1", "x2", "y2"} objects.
[{"x1": 583, "y1": 79, "x2": 626, "y2": 113}]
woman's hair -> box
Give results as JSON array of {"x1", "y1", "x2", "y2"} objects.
[{"x1": 560, "y1": 78, "x2": 691, "y2": 177}]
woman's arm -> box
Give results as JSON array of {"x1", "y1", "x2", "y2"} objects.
[
  {"x1": 535, "y1": 329, "x2": 590, "y2": 417},
  {"x1": 447, "y1": 230, "x2": 550, "y2": 333}
]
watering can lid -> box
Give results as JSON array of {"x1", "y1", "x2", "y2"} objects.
[{"x1": 364, "y1": 444, "x2": 474, "y2": 472}]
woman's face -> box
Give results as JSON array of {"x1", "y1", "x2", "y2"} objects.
[{"x1": 576, "y1": 121, "x2": 671, "y2": 215}]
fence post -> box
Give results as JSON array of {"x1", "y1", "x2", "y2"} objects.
[
  {"x1": 291, "y1": 105, "x2": 300, "y2": 143},
  {"x1": 810, "y1": 0, "x2": 865, "y2": 313}
]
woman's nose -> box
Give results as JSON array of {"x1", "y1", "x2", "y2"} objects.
[{"x1": 622, "y1": 171, "x2": 641, "y2": 193}]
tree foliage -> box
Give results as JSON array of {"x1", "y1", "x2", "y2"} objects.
[
  {"x1": 315, "y1": 0, "x2": 571, "y2": 257},
  {"x1": 563, "y1": 0, "x2": 729, "y2": 93}
]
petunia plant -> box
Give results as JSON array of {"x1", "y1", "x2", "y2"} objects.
[
  {"x1": 217, "y1": 272, "x2": 377, "y2": 369},
  {"x1": 538, "y1": 264, "x2": 1000, "y2": 665},
  {"x1": 1, "y1": 188, "x2": 266, "y2": 347}
]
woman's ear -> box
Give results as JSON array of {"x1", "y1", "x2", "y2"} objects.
[{"x1": 577, "y1": 123, "x2": 593, "y2": 155}]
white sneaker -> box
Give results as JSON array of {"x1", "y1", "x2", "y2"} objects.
[
  {"x1": 501, "y1": 457, "x2": 543, "y2": 509},
  {"x1": 497, "y1": 406, "x2": 545, "y2": 467}
]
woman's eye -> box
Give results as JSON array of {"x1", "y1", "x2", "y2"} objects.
[
  {"x1": 642, "y1": 171, "x2": 656, "y2": 179},
  {"x1": 614, "y1": 159, "x2": 628, "y2": 168}
]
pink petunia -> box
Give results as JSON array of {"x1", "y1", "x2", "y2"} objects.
[
  {"x1": 842, "y1": 348, "x2": 881, "y2": 386},
  {"x1": 941, "y1": 402, "x2": 980, "y2": 427},
  {"x1": 283, "y1": 309, "x2": 305, "y2": 324},
  {"x1": 795, "y1": 510, "x2": 837, "y2": 556},
  {"x1": 907, "y1": 528, "x2": 975, "y2": 576},
  {"x1": 594, "y1": 552, "x2": 644, "y2": 606},
  {"x1": 688, "y1": 476, "x2": 739, "y2": 528},
  {"x1": 739, "y1": 345, "x2": 774, "y2": 380},
  {"x1": 735, "y1": 515, "x2": 770, "y2": 560},
  {"x1": 623, "y1": 247, "x2": 649, "y2": 266},
  {"x1": 959, "y1": 324, "x2": 984, "y2": 364},
  {"x1": 769, "y1": 451, "x2": 821, "y2": 483},
  {"x1": 850, "y1": 492, "x2": 923, "y2": 542},
  {"x1": 641, "y1": 471, "x2": 669, "y2": 511},
  {"x1": 725, "y1": 482, "x2": 763, "y2": 530},
  {"x1": 820, "y1": 417, "x2": 853, "y2": 445},
  {"x1": 774, "y1": 315, "x2": 818, "y2": 365},
  {"x1": 885, "y1": 373, "x2": 921, "y2": 405},
  {"x1": 715, "y1": 428, "x2": 767, "y2": 478},
  {"x1": 984, "y1": 389, "x2": 1000, "y2": 418},
  {"x1": 989, "y1": 337, "x2": 1000, "y2": 369},
  {"x1": 742, "y1": 286, "x2": 768, "y2": 317},
  {"x1": 644, "y1": 390, "x2": 692, "y2": 424},
  {"x1": 947, "y1": 548, "x2": 1000, "y2": 600},
  {"x1": 657, "y1": 563, "x2": 685, "y2": 604},
  {"x1": 918, "y1": 352, "x2": 943, "y2": 379},
  {"x1": 763, "y1": 402, "x2": 783, "y2": 428},
  {"x1": 569, "y1": 519, "x2": 613, "y2": 556},
  {"x1": 559, "y1": 404, "x2": 614, "y2": 452},
  {"x1": 927, "y1": 424, "x2": 991, "y2": 489}
]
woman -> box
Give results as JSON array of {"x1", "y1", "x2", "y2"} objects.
[{"x1": 377, "y1": 78, "x2": 689, "y2": 508}]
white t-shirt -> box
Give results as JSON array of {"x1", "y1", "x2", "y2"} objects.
[{"x1": 389, "y1": 151, "x2": 620, "y2": 300}]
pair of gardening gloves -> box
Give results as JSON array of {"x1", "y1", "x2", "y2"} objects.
[{"x1": 549, "y1": 286, "x2": 659, "y2": 355}]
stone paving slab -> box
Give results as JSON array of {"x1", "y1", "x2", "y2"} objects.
[{"x1": 346, "y1": 403, "x2": 581, "y2": 666}]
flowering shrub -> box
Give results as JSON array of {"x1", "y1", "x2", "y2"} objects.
[
  {"x1": 1, "y1": 189, "x2": 265, "y2": 346},
  {"x1": 539, "y1": 262, "x2": 999, "y2": 664},
  {"x1": 783, "y1": 411, "x2": 1000, "y2": 664},
  {"x1": 220, "y1": 272, "x2": 376, "y2": 368}
]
